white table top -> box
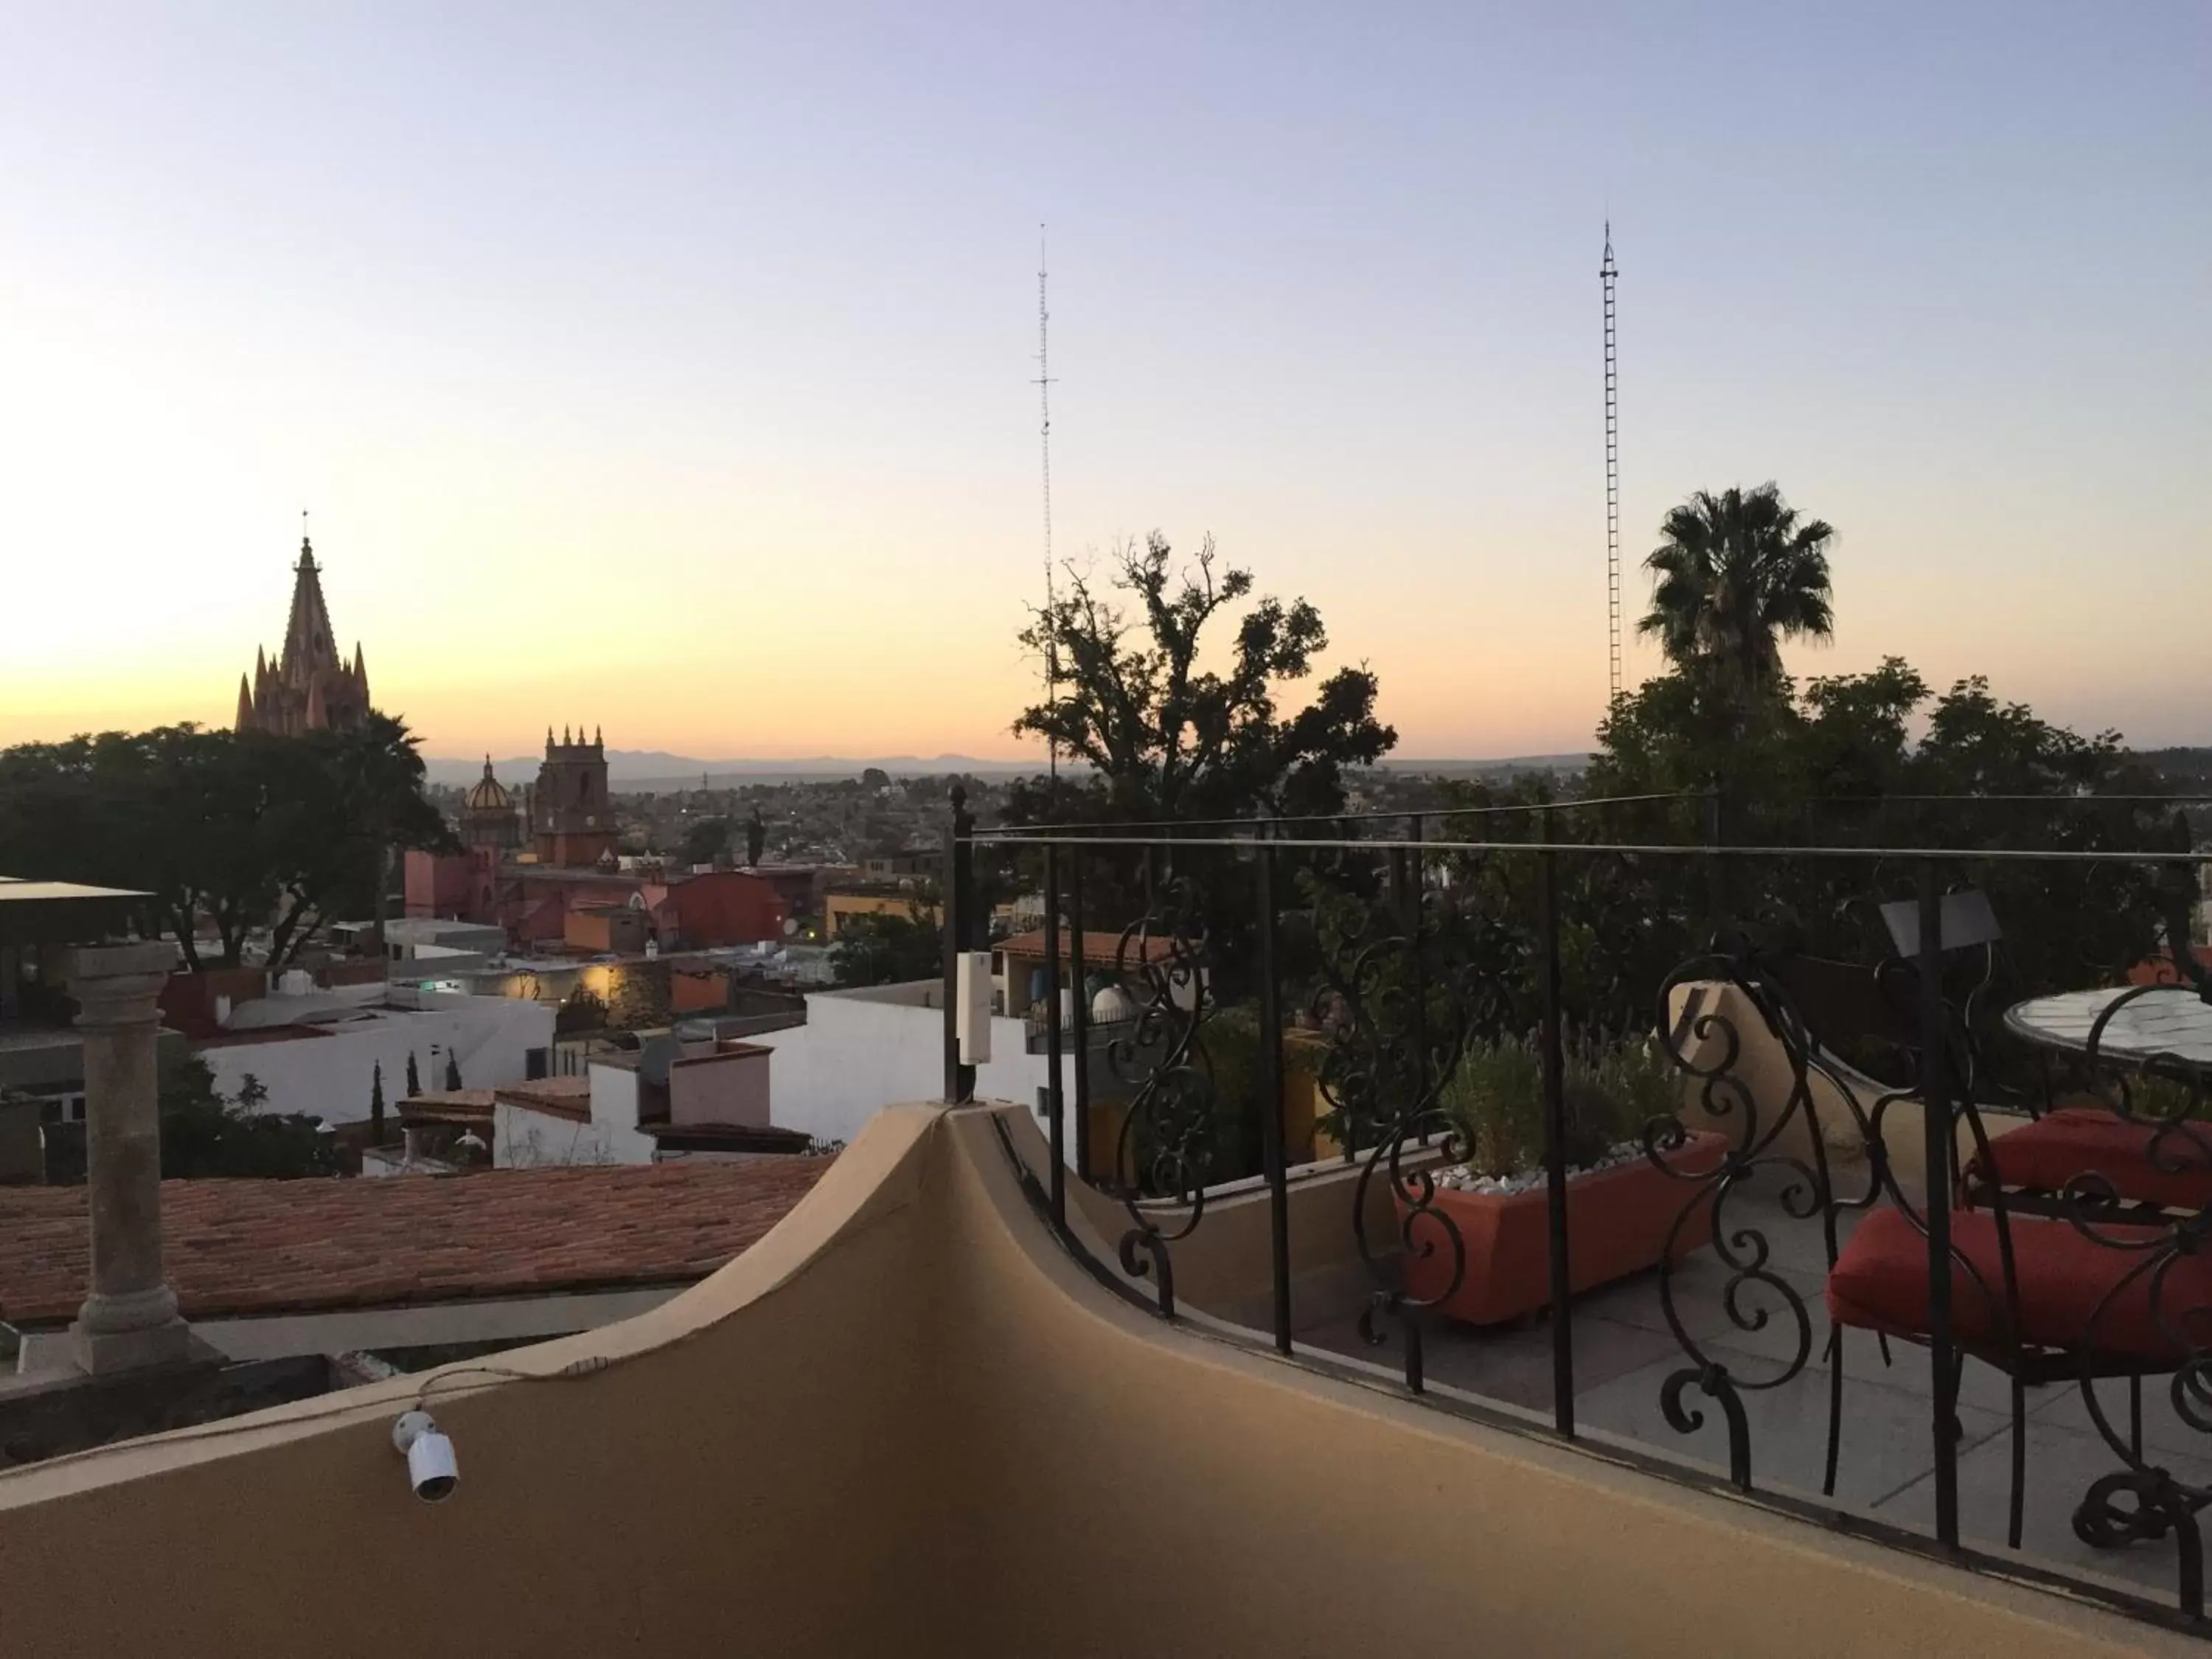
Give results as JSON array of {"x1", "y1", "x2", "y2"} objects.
[{"x1": 2004, "y1": 986, "x2": 2212, "y2": 1071}]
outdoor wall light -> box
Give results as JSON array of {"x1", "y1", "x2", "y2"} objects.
[
  {"x1": 955, "y1": 950, "x2": 993, "y2": 1064},
  {"x1": 392, "y1": 1410, "x2": 458, "y2": 1503}
]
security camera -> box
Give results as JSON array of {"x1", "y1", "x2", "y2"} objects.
[{"x1": 392, "y1": 1409, "x2": 458, "y2": 1503}]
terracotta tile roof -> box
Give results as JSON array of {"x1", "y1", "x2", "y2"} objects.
[
  {"x1": 397, "y1": 1088, "x2": 497, "y2": 1127},
  {"x1": 639, "y1": 1122, "x2": 817, "y2": 1152},
  {"x1": 0, "y1": 1158, "x2": 830, "y2": 1324},
  {"x1": 996, "y1": 928, "x2": 1180, "y2": 966},
  {"x1": 492, "y1": 1076, "x2": 593, "y2": 1121}
]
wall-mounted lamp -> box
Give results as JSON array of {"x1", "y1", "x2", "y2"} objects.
[{"x1": 392, "y1": 1410, "x2": 458, "y2": 1503}]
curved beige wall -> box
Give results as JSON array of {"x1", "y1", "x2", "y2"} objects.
[
  {"x1": 0, "y1": 1102, "x2": 2187, "y2": 1658},
  {"x1": 0, "y1": 1106, "x2": 962, "y2": 1658}
]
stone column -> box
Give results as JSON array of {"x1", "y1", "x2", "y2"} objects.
[{"x1": 67, "y1": 941, "x2": 190, "y2": 1374}]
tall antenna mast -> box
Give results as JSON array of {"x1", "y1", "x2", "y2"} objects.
[
  {"x1": 1035, "y1": 224, "x2": 1059, "y2": 780},
  {"x1": 1601, "y1": 223, "x2": 1622, "y2": 703}
]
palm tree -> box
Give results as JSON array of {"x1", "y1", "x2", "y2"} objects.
[
  {"x1": 1638, "y1": 483, "x2": 1836, "y2": 701},
  {"x1": 333, "y1": 712, "x2": 453, "y2": 963}
]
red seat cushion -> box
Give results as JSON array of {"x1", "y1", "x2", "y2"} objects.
[
  {"x1": 1967, "y1": 1107, "x2": 2212, "y2": 1213},
  {"x1": 1828, "y1": 1206, "x2": 2212, "y2": 1365}
]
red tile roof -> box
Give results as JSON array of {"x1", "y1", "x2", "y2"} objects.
[
  {"x1": 0, "y1": 1158, "x2": 829, "y2": 1324},
  {"x1": 996, "y1": 928, "x2": 1180, "y2": 966},
  {"x1": 492, "y1": 1076, "x2": 593, "y2": 1121},
  {"x1": 397, "y1": 1088, "x2": 498, "y2": 1127}
]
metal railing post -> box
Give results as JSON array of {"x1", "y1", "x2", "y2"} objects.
[
  {"x1": 1043, "y1": 840, "x2": 1066, "y2": 1229},
  {"x1": 1539, "y1": 828, "x2": 1575, "y2": 1437},
  {"x1": 1705, "y1": 785, "x2": 1729, "y2": 944},
  {"x1": 1916, "y1": 858, "x2": 1959, "y2": 1545},
  {"x1": 942, "y1": 785, "x2": 975, "y2": 1106},
  {"x1": 1068, "y1": 849, "x2": 1093, "y2": 1186},
  {"x1": 1408, "y1": 813, "x2": 1427, "y2": 1123},
  {"x1": 1257, "y1": 828, "x2": 1293, "y2": 1354}
]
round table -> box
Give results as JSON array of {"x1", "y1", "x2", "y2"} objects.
[{"x1": 2003, "y1": 984, "x2": 2212, "y2": 1074}]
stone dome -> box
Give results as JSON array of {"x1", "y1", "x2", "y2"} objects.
[{"x1": 465, "y1": 757, "x2": 514, "y2": 813}]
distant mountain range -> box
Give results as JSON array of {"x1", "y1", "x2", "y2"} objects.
[
  {"x1": 422, "y1": 750, "x2": 1597, "y2": 790},
  {"x1": 423, "y1": 751, "x2": 1060, "y2": 789}
]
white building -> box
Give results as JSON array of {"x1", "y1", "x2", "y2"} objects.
[
  {"x1": 747, "y1": 981, "x2": 1078, "y2": 1158},
  {"x1": 198, "y1": 984, "x2": 554, "y2": 1125},
  {"x1": 493, "y1": 1036, "x2": 802, "y2": 1169},
  {"x1": 375, "y1": 978, "x2": 1102, "y2": 1172}
]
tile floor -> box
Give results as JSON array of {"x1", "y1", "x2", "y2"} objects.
[{"x1": 1274, "y1": 1179, "x2": 2211, "y2": 1613}]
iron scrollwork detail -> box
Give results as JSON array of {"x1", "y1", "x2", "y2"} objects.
[
  {"x1": 1649, "y1": 948, "x2": 1874, "y2": 1494},
  {"x1": 2060, "y1": 975, "x2": 2212, "y2": 1614},
  {"x1": 1104, "y1": 874, "x2": 1215, "y2": 1318},
  {"x1": 1312, "y1": 869, "x2": 1489, "y2": 1394}
]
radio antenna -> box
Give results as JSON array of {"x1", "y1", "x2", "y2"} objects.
[
  {"x1": 1601, "y1": 222, "x2": 1622, "y2": 703},
  {"x1": 1035, "y1": 224, "x2": 1060, "y2": 780}
]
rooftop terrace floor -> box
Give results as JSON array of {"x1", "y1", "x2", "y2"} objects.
[{"x1": 1274, "y1": 1177, "x2": 2205, "y2": 1608}]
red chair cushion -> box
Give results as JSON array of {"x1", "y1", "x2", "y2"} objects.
[
  {"x1": 1967, "y1": 1107, "x2": 2212, "y2": 1213},
  {"x1": 1828, "y1": 1206, "x2": 2212, "y2": 1365}
]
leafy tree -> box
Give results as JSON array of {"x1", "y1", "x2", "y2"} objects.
[
  {"x1": 0, "y1": 727, "x2": 279, "y2": 965},
  {"x1": 262, "y1": 714, "x2": 454, "y2": 966},
  {"x1": 1011, "y1": 533, "x2": 1395, "y2": 824},
  {"x1": 605, "y1": 962, "x2": 673, "y2": 1029},
  {"x1": 1638, "y1": 483, "x2": 1836, "y2": 709},
  {"x1": 157, "y1": 1055, "x2": 341, "y2": 1179},
  {"x1": 1585, "y1": 659, "x2": 2183, "y2": 1009},
  {"x1": 682, "y1": 816, "x2": 731, "y2": 866},
  {"x1": 405, "y1": 1051, "x2": 422, "y2": 1094},
  {"x1": 745, "y1": 809, "x2": 767, "y2": 867},
  {"x1": 443, "y1": 1051, "x2": 463, "y2": 1090},
  {"x1": 830, "y1": 910, "x2": 944, "y2": 988},
  {"x1": 0, "y1": 715, "x2": 453, "y2": 969},
  {"x1": 555, "y1": 984, "x2": 607, "y2": 1035},
  {"x1": 861, "y1": 767, "x2": 891, "y2": 788}
]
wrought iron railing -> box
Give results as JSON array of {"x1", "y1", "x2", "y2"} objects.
[{"x1": 940, "y1": 792, "x2": 2212, "y2": 1632}]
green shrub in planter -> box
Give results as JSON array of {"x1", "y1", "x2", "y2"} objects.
[{"x1": 1442, "y1": 1031, "x2": 1679, "y2": 1182}]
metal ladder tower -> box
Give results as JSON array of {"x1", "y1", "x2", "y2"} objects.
[
  {"x1": 1035, "y1": 226, "x2": 1059, "y2": 779},
  {"x1": 1601, "y1": 223, "x2": 1621, "y2": 703}
]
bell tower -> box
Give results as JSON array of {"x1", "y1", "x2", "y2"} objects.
[{"x1": 532, "y1": 725, "x2": 616, "y2": 867}]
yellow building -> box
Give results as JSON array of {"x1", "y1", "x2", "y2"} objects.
[{"x1": 823, "y1": 888, "x2": 940, "y2": 939}]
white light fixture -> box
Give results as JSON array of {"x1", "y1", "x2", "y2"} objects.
[
  {"x1": 392, "y1": 1410, "x2": 458, "y2": 1503},
  {"x1": 954, "y1": 951, "x2": 993, "y2": 1065}
]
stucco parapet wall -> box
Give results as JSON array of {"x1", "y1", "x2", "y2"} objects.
[
  {"x1": 947, "y1": 1107, "x2": 2198, "y2": 1658},
  {"x1": 0, "y1": 1099, "x2": 2195, "y2": 1657},
  {"x1": 0, "y1": 1103, "x2": 934, "y2": 1514}
]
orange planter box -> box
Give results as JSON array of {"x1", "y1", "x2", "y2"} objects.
[{"x1": 1397, "y1": 1132, "x2": 1729, "y2": 1326}]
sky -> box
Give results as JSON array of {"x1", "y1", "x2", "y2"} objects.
[{"x1": 1, "y1": 2, "x2": 2205, "y2": 763}]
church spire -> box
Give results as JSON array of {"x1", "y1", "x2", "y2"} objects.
[
  {"x1": 234, "y1": 518, "x2": 369, "y2": 736},
  {"x1": 234, "y1": 673, "x2": 254, "y2": 731},
  {"x1": 282, "y1": 528, "x2": 338, "y2": 680}
]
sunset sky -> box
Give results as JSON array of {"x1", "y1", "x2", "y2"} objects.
[{"x1": 1, "y1": 3, "x2": 2205, "y2": 763}]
